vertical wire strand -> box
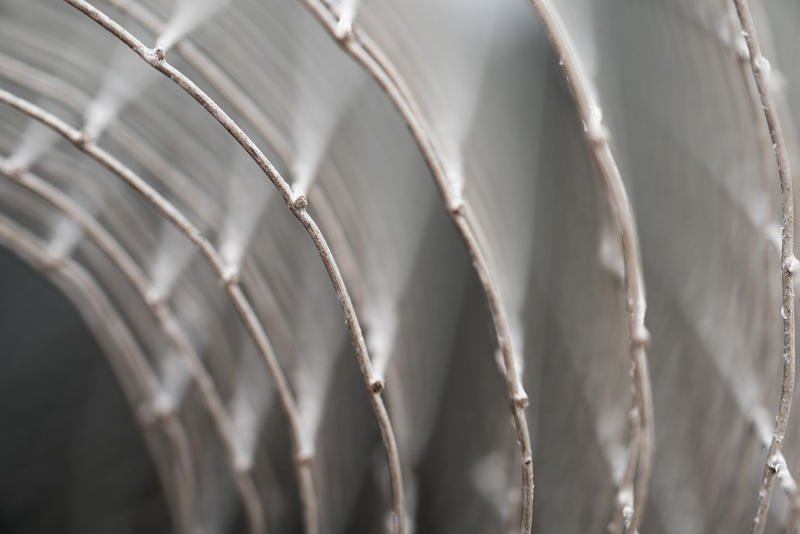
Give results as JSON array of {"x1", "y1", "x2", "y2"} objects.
[{"x1": 731, "y1": 1, "x2": 796, "y2": 532}]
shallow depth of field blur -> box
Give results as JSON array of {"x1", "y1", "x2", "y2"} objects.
[{"x1": 1, "y1": 0, "x2": 800, "y2": 533}]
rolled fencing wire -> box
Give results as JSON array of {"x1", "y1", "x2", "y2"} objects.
[{"x1": 2, "y1": 1, "x2": 800, "y2": 533}]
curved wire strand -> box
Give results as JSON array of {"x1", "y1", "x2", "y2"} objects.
[
  {"x1": 731, "y1": 1, "x2": 797, "y2": 532},
  {"x1": 58, "y1": 2, "x2": 407, "y2": 530},
  {"x1": 0, "y1": 211, "x2": 197, "y2": 534},
  {"x1": 297, "y1": 2, "x2": 535, "y2": 530},
  {"x1": 0, "y1": 160, "x2": 267, "y2": 534},
  {"x1": 0, "y1": 86, "x2": 317, "y2": 534}
]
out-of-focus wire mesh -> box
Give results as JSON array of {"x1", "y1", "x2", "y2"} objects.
[{"x1": 0, "y1": 0, "x2": 799, "y2": 533}]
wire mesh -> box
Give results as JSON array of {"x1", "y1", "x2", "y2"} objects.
[{"x1": 0, "y1": 0, "x2": 799, "y2": 533}]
